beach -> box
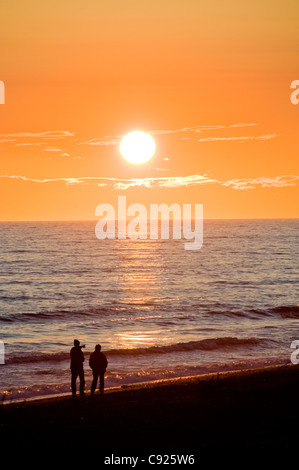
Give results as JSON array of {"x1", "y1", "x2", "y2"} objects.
[{"x1": 1, "y1": 364, "x2": 299, "y2": 462}]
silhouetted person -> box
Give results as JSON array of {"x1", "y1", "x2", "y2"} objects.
[
  {"x1": 70, "y1": 339, "x2": 85, "y2": 397},
  {"x1": 89, "y1": 344, "x2": 108, "y2": 395}
]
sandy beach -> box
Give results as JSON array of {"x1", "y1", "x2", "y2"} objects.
[{"x1": 1, "y1": 363, "x2": 299, "y2": 462}]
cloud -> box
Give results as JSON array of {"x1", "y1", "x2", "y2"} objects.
[
  {"x1": 229, "y1": 123, "x2": 257, "y2": 128},
  {"x1": 0, "y1": 139, "x2": 16, "y2": 143},
  {"x1": 61, "y1": 152, "x2": 82, "y2": 159},
  {"x1": 149, "y1": 123, "x2": 257, "y2": 135},
  {"x1": 15, "y1": 142, "x2": 47, "y2": 147},
  {"x1": 1, "y1": 174, "x2": 297, "y2": 191},
  {"x1": 0, "y1": 175, "x2": 299, "y2": 191},
  {"x1": 111, "y1": 175, "x2": 216, "y2": 190},
  {"x1": 79, "y1": 123, "x2": 259, "y2": 146},
  {"x1": 198, "y1": 134, "x2": 278, "y2": 143},
  {"x1": 79, "y1": 136, "x2": 121, "y2": 146},
  {"x1": 0, "y1": 175, "x2": 89, "y2": 185},
  {"x1": 0, "y1": 131, "x2": 75, "y2": 153},
  {"x1": 0, "y1": 174, "x2": 215, "y2": 189},
  {"x1": 222, "y1": 175, "x2": 299, "y2": 190},
  {"x1": 150, "y1": 125, "x2": 217, "y2": 135},
  {"x1": 79, "y1": 126, "x2": 209, "y2": 145},
  {"x1": 0, "y1": 131, "x2": 75, "y2": 139},
  {"x1": 2, "y1": 124, "x2": 270, "y2": 160}
]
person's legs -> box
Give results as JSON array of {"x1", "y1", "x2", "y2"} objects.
[
  {"x1": 91, "y1": 371, "x2": 98, "y2": 395},
  {"x1": 99, "y1": 372, "x2": 105, "y2": 393},
  {"x1": 79, "y1": 368, "x2": 85, "y2": 395},
  {"x1": 71, "y1": 370, "x2": 78, "y2": 396}
]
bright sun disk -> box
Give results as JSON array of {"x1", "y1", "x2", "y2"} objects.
[{"x1": 120, "y1": 131, "x2": 155, "y2": 164}]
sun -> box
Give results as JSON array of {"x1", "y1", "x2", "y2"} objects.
[{"x1": 120, "y1": 131, "x2": 155, "y2": 164}]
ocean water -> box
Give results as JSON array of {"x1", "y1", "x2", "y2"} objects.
[{"x1": 0, "y1": 219, "x2": 298, "y2": 401}]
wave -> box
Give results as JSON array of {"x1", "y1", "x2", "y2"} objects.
[
  {"x1": 0, "y1": 308, "x2": 111, "y2": 323},
  {"x1": 269, "y1": 305, "x2": 299, "y2": 319},
  {"x1": 108, "y1": 337, "x2": 262, "y2": 356},
  {"x1": 1, "y1": 304, "x2": 298, "y2": 324},
  {"x1": 6, "y1": 336, "x2": 263, "y2": 365}
]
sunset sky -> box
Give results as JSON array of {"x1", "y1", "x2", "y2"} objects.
[{"x1": 1, "y1": 0, "x2": 298, "y2": 220}]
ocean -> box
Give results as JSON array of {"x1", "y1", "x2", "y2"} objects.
[{"x1": 0, "y1": 219, "x2": 298, "y2": 401}]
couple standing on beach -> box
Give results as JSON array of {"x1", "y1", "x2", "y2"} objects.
[{"x1": 70, "y1": 339, "x2": 108, "y2": 397}]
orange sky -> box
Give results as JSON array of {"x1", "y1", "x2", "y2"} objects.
[{"x1": 0, "y1": 0, "x2": 298, "y2": 220}]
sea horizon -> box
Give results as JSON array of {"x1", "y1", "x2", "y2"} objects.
[{"x1": 1, "y1": 217, "x2": 298, "y2": 222}]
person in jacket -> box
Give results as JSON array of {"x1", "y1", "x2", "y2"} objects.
[
  {"x1": 70, "y1": 339, "x2": 85, "y2": 397},
  {"x1": 89, "y1": 344, "x2": 108, "y2": 395}
]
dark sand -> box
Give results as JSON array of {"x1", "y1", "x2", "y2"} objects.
[{"x1": 1, "y1": 364, "x2": 299, "y2": 462}]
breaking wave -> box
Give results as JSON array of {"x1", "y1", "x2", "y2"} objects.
[{"x1": 6, "y1": 336, "x2": 263, "y2": 365}]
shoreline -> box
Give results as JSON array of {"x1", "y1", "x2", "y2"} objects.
[
  {"x1": 2, "y1": 361, "x2": 290, "y2": 406},
  {"x1": 1, "y1": 356, "x2": 290, "y2": 404},
  {"x1": 2, "y1": 363, "x2": 299, "y2": 459},
  {"x1": 0, "y1": 362, "x2": 294, "y2": 406}
]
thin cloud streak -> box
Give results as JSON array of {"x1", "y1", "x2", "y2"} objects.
[
  {"x1": 0, "y1": 131, "x2": 75, "y2": 138},
  {"x1": 151, "y1": 123, "x2": 257, "y2": 135},
  {"x1": 80, "y1": 123, "x2": 259, "y2": 145},
  {"x1": 1, "y1": 125, "x2": 270, "y2": 152},
  {"x1": 1, "y1": 174, "x2": 298, "y2": 191},
  {"x1": 0, "y1": 174, "x2": 215, "y2": 188},
  {"x1": 1, "y1": 124, "x2": 269, "y2": 152},
  {"x1": 80, "y1": 137, "x2": 121, "y2": 146},
  {"x1": 112, "y1": 175, "x2": 216, "y2": 190},
  {"x1": 150, "y1": 125, "x2": 223, "y2": 135},
  {"x1": 15, "y1": 142, "x2": 47, "y2": 147},
  {"x1": 0, "y1": 175, "x2": 89, "y2": 185},
  {"x1": 222, "y1": 175, "x2": 299, "y2": 190},
  {"x1": 229, "y1": 123, "x2": 257, "y2": 128},
  {"x1": 198, "y1": 134, "x2": 278, "y2": 142}
]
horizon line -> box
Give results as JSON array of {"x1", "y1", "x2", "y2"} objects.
[{"x1": 0, "y1": 217, "x2": 298, "y2": 223}]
